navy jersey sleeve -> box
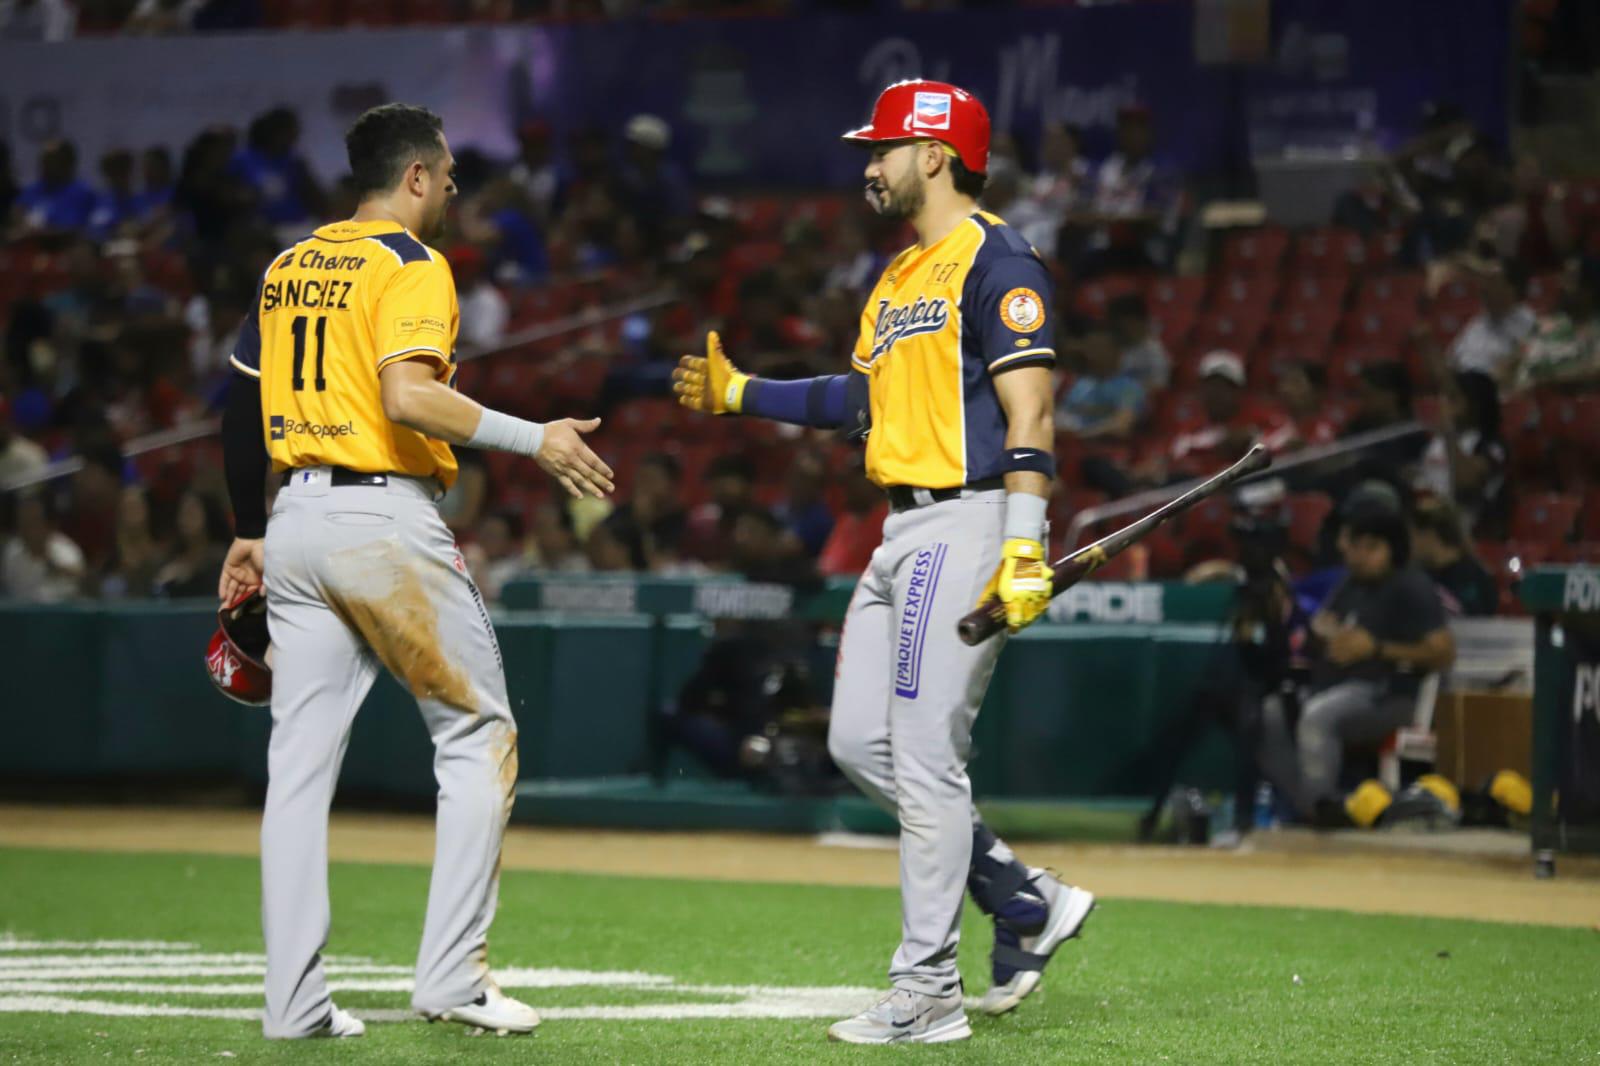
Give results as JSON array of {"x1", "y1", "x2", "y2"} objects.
[
  {"x1": 228, "y1": 298, "x2": 262, "y2": 380},
  {"x1": 967, "y1": 253, "x2": 1055, "y2": 374}
]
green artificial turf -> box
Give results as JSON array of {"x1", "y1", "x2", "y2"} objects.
[{"x1": 0, "y1": 847, "x2": 1595, "y2": 1064}]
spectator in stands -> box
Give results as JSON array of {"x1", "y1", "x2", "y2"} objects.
[
  {"x1": 126, "y1": 0, "x2": 204, "y2": 33},
  {"x1": 610, "y1": 451, "x2": 689, "y2": 571},
  {"x1": 586, "y1": 510, "x2": 647, "y2": 572},
  {"x1": 1025, "y1": 121, "x2": 1090, "y2": 258},
  {"x1": 1056, "y1": 324, "x2": 1146, "y2": 441},
  {"x1": 1342, "y1": 360, "x2": 1413, "y2": 436},
  {"x1": 61, "y1": 441, "x2": 124, "y2": 576},
  {"x1": 1277, "y1": 361, "x2": 1339, "y2": 447},
  {"x1": 530, "y1": 501, "x2": 588, "y2": 573},
  {"x1": 730, "y1": 505, "x2": 818, "y2": 589},
  {"x1": 981, "y1": 160, "x2": 1056, "y2": 260},
  {"x1": 99, "y1": 484, "x2": 163, "y2": 599},
  {"x1": 818, "y1": 469, "x2": 886, "y2": 578},
  {"x1": 508, "y1": 119, "x2": 559, "y2": 224},
  {"x1": 175, "y1": 127, "x2": 254, "y2": 254},
  {"x1": 228, "y1": 107, "x2": 323, "y2": 231},
  {"x1": 1443, "y1": 260, "x2": 1536, "y2": 388},
  {"x1": 1414, "y1": 369, "x2": 1509, "y2": 538},
  {"x1": 1155, "y1": 351, "x2": 1293, "y2": 481},
  {"x1": 88, "y1": 150, "x2": 140, "y2": 242},
  {"x1": 1410, "y1": 497, "x2": 1498, "y2": 616},
  {"x1": 0, "y1": 395, "x2": 47, "y2": 487},
  {"x1": 1514, "y1": 256, "x2": 1600, "y2": 391},
  {"x1": 152, "y1": 489, "x2": 229, "y2": 598},
  {"x1": 1065, "y1": 103, "x2": 1181, "y2": 276},
  {"x1": 685, "y1": 454, "x2": 756, "y2": 566},
  {"x1": 1258, "y1": 502, "x2": 1455, "y2": 823},
  {"x1": 12, "y1": 140, "x2": 98, "y2": 238},
  {"x1": 822, "y1": 217, "x2": 883, "y2": 297},
  {"x1": 451, "y1": 246, "x2": 509, "y2": 350},
  {"x1": 137, "y1": 146, "x2": 175, "y2": 218},
  {"x1": 2, "y1": 492, "x2": 85, "y2": 601},
  {"x1": 1107, "y1": 293, "x2": 1170, "y2": 391},
  {"x1": 774, "y1": 449, "x2": 833, "y2": 558},
  {"x1": 463, "y1": 510, "x2": 528, "y2": 603},
  {"x1": 616, "y1": 114, "x2": 691, "y2": 254},
  {"x1": 0, "y1": 0, "x2": 76, "y2": 40}
]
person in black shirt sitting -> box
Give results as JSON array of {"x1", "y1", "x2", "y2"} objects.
[
  {"x1": 1410, "y1": 497, "x2": 1499, "y2": 616},
  {"x1": 1259, "y1": 503, "x2": 1456, "y2": 820}
]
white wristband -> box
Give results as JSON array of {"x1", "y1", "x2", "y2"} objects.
[
  {"x1": 1003, "y1": 491, "x2": 1048, "y2": 543},
  {"x1": 468, "y1": 406, "x2": 545, "y2": 457}
]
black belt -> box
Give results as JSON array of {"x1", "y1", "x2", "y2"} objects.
[
  {"x1": 886, "y1": 477, "x2": 1004, "y2": 513},
  {"x1": 280, "y1": 466, "x2": 389, "y2": 488}
]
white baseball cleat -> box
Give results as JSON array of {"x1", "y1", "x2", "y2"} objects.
[
  {"x1": 309, "y1": 1005, "x2": 365, "y2": 1038},
  {"x1": 826, "y1": 988, "x2": 971, "y2": 1045},
  {"x1": 426, "y1": 984, "x2": 541, "y2": 1035},
  {"x1": 980, "y1": 870, "x2": 1096, "y2": 1016}
]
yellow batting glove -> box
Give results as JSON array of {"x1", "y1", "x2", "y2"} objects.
[
  {"x1": 671, "y1": 331, "x2": 749, "y2": 415},
  {"x1": 994, "y1": 537, "x2": 1053, "y2": 633}
]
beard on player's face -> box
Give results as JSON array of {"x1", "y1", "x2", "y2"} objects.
[{"x1": 866, "y1": 152, "x2": 925, "y2": 220}]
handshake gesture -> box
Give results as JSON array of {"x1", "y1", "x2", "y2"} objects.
[{"x1": 672, "y1": 331, "x2": 749, "y2": 415}]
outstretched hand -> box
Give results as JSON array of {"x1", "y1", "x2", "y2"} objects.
[
  {"x1": 672, "y1": 331, "x2": 748, "y2": 415},
  {"x1": 537, "y1": 417, "x2": 615, "y2": 498}
]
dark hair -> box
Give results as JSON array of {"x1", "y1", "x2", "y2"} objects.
[
  {"x1": 1360, "y1": 360, "x2": 1413, "y2": 416},
  {"x1": 1106, "y1": 293, "x2": 1148, "y2": 322},
  {"x1": 639, "y1": 451, "x2": 682, "y2": 482},
  {"x1": 949, "y1": 155, "x2": 987, "y2": 200},
  {"x1": 1498, "y1": 258, "x2": 1529, "y2": 298},
  {"x1": 1412, "y1": 498, "x2": 1466, "y2": 549},
  {"x1": 707, "y1": 454, "x2": 755, "y2": 483},
  {"x1": 1346, "y1": 503, "x2": 1410, "y2": 568},
  {"x1": 1451, "y1": 370, "x2": 1501, "y2": 439},
  {"x1": 345, "y1": 104, "x2": 445, "y2": 199}
]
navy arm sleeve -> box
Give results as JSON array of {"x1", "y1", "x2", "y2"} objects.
[
  {"x1": 968, "y1": 254, "x2": 1056, "y2": 375},
  {"x1": 740, "y1": 370, "x2": 869, "y2": 430},
  {"x1": 222, "y1": 310, "x2": 268, "y2": 538}
]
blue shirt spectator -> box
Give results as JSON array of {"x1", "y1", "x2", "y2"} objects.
[
  {"x1": 1056, "y1": 328, "x2": 1147, "y2": 440},
  {"x1": 14, "y1": 140, "x2": 97, "y2": 235},
  {"x1": 227, "y1": 107, "x2": 321, "y2": 227},
  {"x1": 88, "y1": 150, "x2": 141, "y2": 241}
]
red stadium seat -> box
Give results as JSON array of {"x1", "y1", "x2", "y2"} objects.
[
  {"x1": 1219, "y1": 226, "x2": 1290, "y2": 275},
  {"x1": 1354, "y1": 272, "x2": 1425, "y2": 315},
  {"x1": 1148, "y1": 276, "x2": 1207, "y2": 316},
  {"x1": 1365, "y1": 229, "x2": 1408, "y2": 271},
  {"x1": 1340, "y1": 305, "x2": 1418, "y2": 347},
  {"x1": 1291, "y1": 228, "x2": 1365, "y2": 277},
  {"x1": 1210, "y1": 274, "x2": 1279, "y2": 323},
  {"x1": 1511, "y1": 492, "x2": 1581, "y2": 543},
  {"x1": 1279, "y1": 274, "x2": 1348, "y2": 315},
  {"x1": 1326, "y1": 342, "x2": 1403, "y2": 393},
  {"x1": 1286, "y1": 492, "x2": 1334, "y2": 555},
  {"x1": 1074, "y1": 274, "x2": 1146, "y2": 319},
  {"x1": 1264, "y1": 306, "x2": 1340, "y2": 351},
  {"x1": 1189, "y1": 311, "x2": 1265, "y2": 359}
]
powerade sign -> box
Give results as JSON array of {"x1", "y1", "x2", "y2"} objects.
[
  {"x1": 1562, "y1": 569, "x2": 1600, "y2": 612},
  {"x1": 269, "y1": 415, "x2": 358, "y2": 441},
  {"x1": 1046, "y1": 583, "x2": 1164, "y2": 624}
]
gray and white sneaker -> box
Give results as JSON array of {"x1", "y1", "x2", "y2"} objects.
[
  {"x1": 309, "y1": 1004, "x2": 365, "y2": 1038},
  {"x1": 425, "y1": 984, "x2": 540, "y2": 1035},
  {"x1": 826, "y1": 988, "x2": 971, "y2": 1045}
]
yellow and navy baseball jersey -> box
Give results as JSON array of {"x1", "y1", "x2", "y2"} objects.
[
  {"x1": 852, "y1": 211, "x2": 1055, "y2": 489},
  {"x1": 230, "y1": 218, "x2": 461, "y2": 489}
]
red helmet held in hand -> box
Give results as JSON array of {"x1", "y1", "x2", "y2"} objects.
[
  {"x1": 841, "y1": 80, "x2": 992, "y2": 175},
  {"x1": 206, "y1": 587, "x2": 271, "y2": 707}
]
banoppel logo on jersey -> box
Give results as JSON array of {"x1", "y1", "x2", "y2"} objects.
[
  {"x1": 869, "y1": 295, "x2": 951, "y2": 363},
  {"x1": 270, "y1": 414, "x2": 359, "y2": 440},
  {"x1": 912, "y1": 92, "x2": 952, "y2": 130}
]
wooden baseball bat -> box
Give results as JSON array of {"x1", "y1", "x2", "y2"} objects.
[{"x1": 957, "y1": 443, "x2": 1273, "y2": 646}]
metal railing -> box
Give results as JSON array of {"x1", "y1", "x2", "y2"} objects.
[
  {"x1": 0, "y1": 287, "x2": 679, "y2": 494},
  {"x1": 1062, "y1": 420, "x2": 1434, "y2": 550}
]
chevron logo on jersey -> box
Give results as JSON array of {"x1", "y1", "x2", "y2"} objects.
[{"x1": 913, "y1": 92, "x2": 952, "y2": 130}]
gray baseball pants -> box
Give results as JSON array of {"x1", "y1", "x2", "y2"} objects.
[
  {"x1": 827, "y1": 488, "x2": 1009, "y2": 997},
  {"x1": 259, "y1": 467, "x2": 516, "y2": 1037}
]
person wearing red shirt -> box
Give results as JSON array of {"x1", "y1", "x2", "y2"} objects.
[
  {"x1": 817, "y1": 470, "x2": 886, "y2": 578},
  {"x1": 1277, "y1": 361, "x2": 1340, "y2": 448},
  {"x1": 1157, "y1": 351, "x2": 1295, "y2": 480}
]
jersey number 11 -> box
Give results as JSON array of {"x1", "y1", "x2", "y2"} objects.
[{"x1": 291, "y1": 314, "x2": 327, "y2": 392}]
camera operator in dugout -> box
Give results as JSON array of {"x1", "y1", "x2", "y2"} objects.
[{"x1": 1136, "y1": 481, "x2": 1455, "y2": 836}]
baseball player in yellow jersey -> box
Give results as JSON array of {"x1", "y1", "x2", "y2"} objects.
[
  {"x1": 217, "y1": 104, "x2": 613, "y2": 1040},
  {"x1": 675, "y1": 81, "x2": 1095, "y2": 1044}
]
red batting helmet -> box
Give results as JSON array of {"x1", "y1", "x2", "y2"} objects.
[
  {"x1": 206, "y1": 588, "x2": 271, "y2": 707},
  {"x1": 841, "y1": 80, "x2": 991, "y2": 175}
]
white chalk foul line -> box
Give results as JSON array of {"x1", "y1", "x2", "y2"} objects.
[
  {"x1": 0, "y1": 939, "x2": 881, "y2": 1024},
  {"x1": 0, "y1": 937, "x2": 199, "y2": 952}
]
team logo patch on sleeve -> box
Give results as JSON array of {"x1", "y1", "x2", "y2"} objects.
[
  {"x1": 1000, "y1": 288, "x2": 1045, "y2": 333},
  {"x1": 395, "y1": 316, "x2": 447, "y2": 336}
]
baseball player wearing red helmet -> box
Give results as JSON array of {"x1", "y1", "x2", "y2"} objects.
[{"x1": 676, "y1": 80, "x2": 1095, "y2": 1044}]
